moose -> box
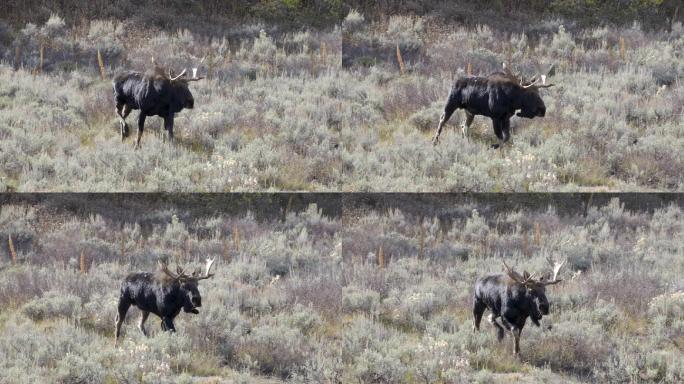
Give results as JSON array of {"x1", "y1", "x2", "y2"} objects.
[
  {"x1": 114, "y1": 258, "x2": 215, "y2": 345},
  {"x1": 473, "y1": 258, "x2": 566, "y2": 356},
  {"x1": 432, "y1": 64, "x2": 555, "y2": 148},
  {"x1": 112, "y1": 59, "x2": 203, "y2": 148}
]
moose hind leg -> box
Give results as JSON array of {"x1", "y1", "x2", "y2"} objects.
[
  {"x1": 114, "y1": 298, "x2": 131, "y2": 345},
  {"x1": 473, "y1": 299, "x2": 486, "y2": 332},
  {"x1": 433, "y1": 97, "x2": 458, "y2": 146}
]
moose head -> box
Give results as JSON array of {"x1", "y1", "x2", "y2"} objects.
[
  {"x1": 502, "y1": 257, "x2": 566, "y2": 318},
  {"x1": 158, "y1": 257, "x2": 215, "y2": 311},
  {"x1": 152, "y1": 57, "x2": 204, "y2": 110},
  {"x1": 502, "y1": 62, "x2": 556, "y2": 118}
]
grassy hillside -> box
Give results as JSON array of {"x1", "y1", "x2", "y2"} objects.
[
  {"x1": 0, "y1": 196, "x2": 682, "y2": 382},
  {"x1": 341, "y1": 13, "x2": 684, "y2": 191},
  {"x1": 1, "y1": 6, "x2": 683, "y2": 191},
  {"x1": 0, "y1": 14, "x2": 341, "y2": 191},
  {"x1": 342, "y1": 198, "x2": 683, "y2": 383}
]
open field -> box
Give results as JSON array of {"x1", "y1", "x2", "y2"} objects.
[
  {"x1": 341, "y1": 12, "x2": 684, "y2": 191},
  {"x1": 0, "y1": 194, "x2": 682, "y2": 383},
  {"x1": 1, "y1": 3, "x2": 682, "y2": 192},
  {"x1": 0, "y1": 13, "x2": 341, "y2": 191}
]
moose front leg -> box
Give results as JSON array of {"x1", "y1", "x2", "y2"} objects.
[
  {"x1": 161, "y1": 317, "x2": 176, "y2": 333},
  {"x1": 138, "y1": 311, "x2": 149, "y2": 337},
  {"x1": 501, "y1": 313, "x2": 524, "y2": 356},
  {"x1": 488, "y1": 314, "x2": 506, "y2": 341},
  {"x1": 500, "y1": 118, "x2": 511, "y2": 144},
  {"x1": 511, "y1": 327, "x2": 522, "y2": 355},
  {"x1": 135, "y1": 113, "x2": 146, "y2": 149},
  {"x1": 491, "y1": 118, "x2": 510, "y2": 150},
  {"x1": 163, "y1": 114, "x2": 174, "y2": 144}
]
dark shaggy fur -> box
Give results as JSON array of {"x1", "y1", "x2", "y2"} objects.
[
  {"x1": 472, "y1": 273, "x2": 549, "y2": 355},
  {"x1": 114, "y1": 271, "x2": 203, "y2": 344},
  {"x1": 112, "y1": 70, "x2": 195, "y2": 148},
  {"x1": 432, "y1": 73, "x2": 548, "y2": 147}
]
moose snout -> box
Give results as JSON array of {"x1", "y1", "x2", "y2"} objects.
[
  {"x1": 539, "y1": 303, "x2": 549, "y2": 315},
  {"x1": 191, "y1": 297, "x2": 201, "y2": 307},
  {"x1": 537, "y1": 106, "x2": 546, "y2": 117},
  {"x1": 185, "y1": 99, "x2": 194, "y2": 109}
]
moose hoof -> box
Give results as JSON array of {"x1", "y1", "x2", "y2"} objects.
[
  {"x1": 432, "y1": 137, "x2": 440, "y2": 146},
  {"x1": 491, "y1": 143, "x2": 501, "y2": 150}
]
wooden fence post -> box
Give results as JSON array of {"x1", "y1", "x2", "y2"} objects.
[{"x1": 8, "y1": 235, "x2": 17, "y2": 264}]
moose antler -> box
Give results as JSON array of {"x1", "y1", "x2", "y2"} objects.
[
  {"x1": 522, "y1": 76, "x2": 555, "y2": 89},
  {"x1": 502, "y1": 260, "x2": 538, "y2": 286},
  {"x1": 523, "y1": 63, "x2": 556, "y2": 89},
  {"x1": 185, "y1": 67, "x2": 204, "y2": 82},
  {"x1": 151, "y1": 57, "x2": 172, "y2": 80},
  {"x1": 168, "y1": 67, "x2": 204, "y2": 82},
  {"x1": 158, "y1": 259, "x2": 190, "y2": 281},
  {"x1": 501, "y1": 62, "x2": 523, "y2": 84},
  {"x1": 169, "y1": 69, "x2": 187, "y2": 81},
  {"x1": 539, "y1": 257, "x2": 566, "y2": 285},
  {"x1": 194, "y1": 258, "x2": 215, "y2": 281},
  {"x1": 158, "y1": 258, "x2": 214, "y2": 281}
]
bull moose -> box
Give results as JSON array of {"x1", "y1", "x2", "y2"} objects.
[
  {"x1": 473, "y1": 258, "x2": 565, "y2": 356},
  {"x1": 114, "y1": 258, "x2": 215, "y2": 345},
  {"x1": 112, "y1": 59, "x2": 203, "y2": 149},
  {"x1": 432, "y1": 64, "x2": 555, "y2": 148}
]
